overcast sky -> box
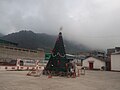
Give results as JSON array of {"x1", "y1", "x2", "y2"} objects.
[{"x1": 0, "y1": 0, "x2": 120, "y2": 50}]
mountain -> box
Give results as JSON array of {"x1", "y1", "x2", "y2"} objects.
[
  {"x1": 0, "y1": 33, "x2": 4, "y2": 37},
  {"x1": 1, "y1": 30, "x2": 89, "y2": 53}
]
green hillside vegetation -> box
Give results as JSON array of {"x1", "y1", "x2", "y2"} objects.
[
  {"x1": 0, "y1": 33, "x2": 4, "y2": 37},
  {"x1": 1, "y1": 30, "x2": 89, "y2": 53}
]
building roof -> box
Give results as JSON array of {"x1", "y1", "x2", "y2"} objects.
[
  {"x1": 83, "y1": 56, "x2": 106, "y2": 62},
  {"x1": 111, "y1": 52, "x2": 120, "y2": 55}
]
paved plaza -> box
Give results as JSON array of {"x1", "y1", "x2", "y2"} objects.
[{"x1": 0, "y1": 70, "x2": 120, "y2": 90}]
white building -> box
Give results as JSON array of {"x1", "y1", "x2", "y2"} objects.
[
  {"x1": 83, "y1": 57, "x2": 105, "y2": 70},
  {"x1": 111, "y1": 53, "x2": 120, "y2": 71}
]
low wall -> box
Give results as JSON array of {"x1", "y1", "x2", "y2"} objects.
[{"x1": 0, "y1": 65, "x2": 44, "y2": 71}]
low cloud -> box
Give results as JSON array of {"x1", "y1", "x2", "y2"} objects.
[{"x1": 0, "y1": 0, "x2": 120, "y2": 49}]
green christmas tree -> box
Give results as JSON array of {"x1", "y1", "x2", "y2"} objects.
[{"x1": 45, "y1": 32, "x2": 69, "y2": 73}]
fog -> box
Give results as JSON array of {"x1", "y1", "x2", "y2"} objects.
[{"x1": 0, "y1": 0, "x2": 120, "y2": 49}]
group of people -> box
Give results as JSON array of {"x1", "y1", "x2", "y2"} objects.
[{"x1": 66, "y1": 62, "x2": 81, "y2": 78}]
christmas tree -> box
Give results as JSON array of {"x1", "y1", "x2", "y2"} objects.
[{"x1": 44, "y1": 32, "x2": 69, "y2": 74}]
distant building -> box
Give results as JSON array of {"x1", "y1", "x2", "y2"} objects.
[
  {"x1": 78, "y1": 52, "x2": 91, "y2": 57},
  {"x1": 106, "y1": 47, "x2": 120, "y2": 71},
  {"x1": 0, "y1": 39, "x2": 45, "y2": 66},
  {"x1": 111, "y1": 52, "x2": 120, "y2": 71},
  {"x1": 76, "y1": 52, "x2": 91, "y2": 63},
  {"x1": 83, "y1": 56, "x2": 106, "y2": 70},
  {"x1": 44, "y1": 53, "x2": 82, "y2": 65},
  {"x1": 91, "y1": 50, "x2": 105, "y2": 60}
]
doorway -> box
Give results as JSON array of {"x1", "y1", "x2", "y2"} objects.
[{"x1": 89, "y1": 62, "x2": 93, "y2": 70}]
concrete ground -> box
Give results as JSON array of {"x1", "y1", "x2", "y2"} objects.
[{"x1": 0, "y1": 70, "x2": 120, "y2": 90}]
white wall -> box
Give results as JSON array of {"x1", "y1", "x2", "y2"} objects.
[
  {"x1": 111, "y1": 54, "x2": 120, "y2": 71},
  {"x1": 0, "y1": 46, "x2": 45, "y2": 60},
  {"x1": 83, "y1": 57, "x2": 105, "y2": 69}
]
